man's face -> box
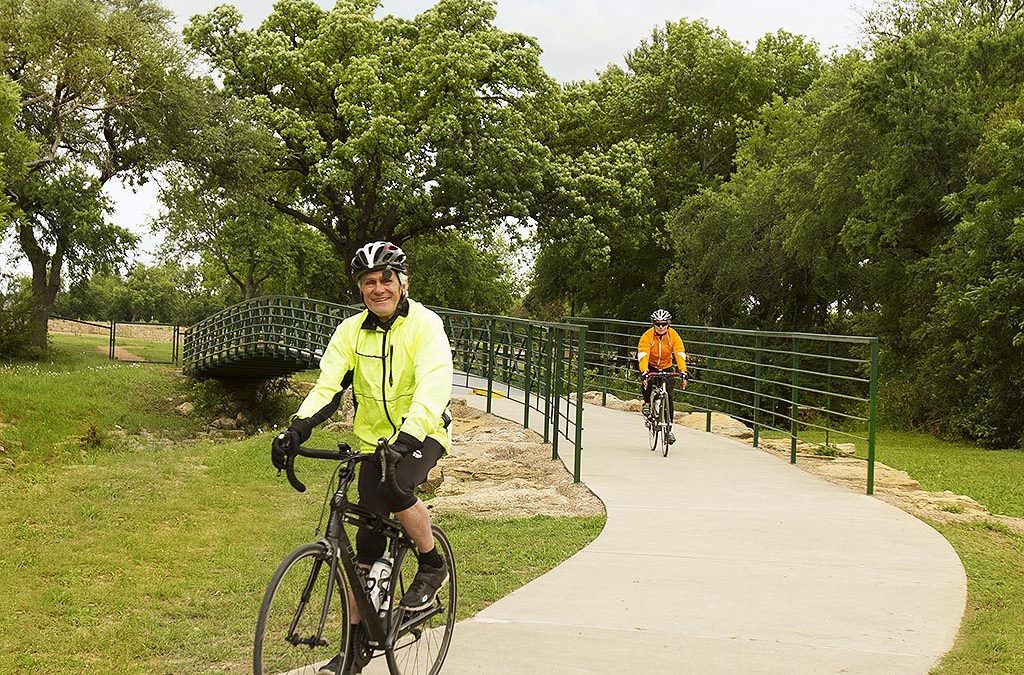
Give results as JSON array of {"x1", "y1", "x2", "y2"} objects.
[
  {"x1": 359, "y1": 269, "x2": 402, "y2": 319},
  {"x1": 653, "y1": 321, "x2": 669, "y2": 335}
]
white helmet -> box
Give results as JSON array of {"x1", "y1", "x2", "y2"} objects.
[
  {"x1": 650, "y1": 309, "x2": 672, "y2": 323},
  {"x1": 351, "y1": 241, "x2": 408, "y2": 279}
]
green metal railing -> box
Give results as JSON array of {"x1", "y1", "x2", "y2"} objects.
[
  {"x1": 570, "y1": 318, "x2": 879, "y2": 494},
  {"x1": 182, "y1": 296, "x2": 357, "y2": 378},
  {"x1": 182, "y1": 296, "x2": 588, "y2": 481},
  {"x1": 440, "y1": 312, "x2": 588, "y2": 482}
]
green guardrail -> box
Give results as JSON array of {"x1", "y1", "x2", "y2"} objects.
[
  {"x1": 569, "y1": 317, "x2": 878, "y2": 495},
  {"x1": 440, "y1": 312, "x2": 587, "y2": 483},
  {"x1": 182, "y1": 297, "x2": 588, "y2": 482}
]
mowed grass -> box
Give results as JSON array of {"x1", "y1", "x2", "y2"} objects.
[
  {"x1": 759, "y1": 426, "x2": 1024, "y2": 674},
  {"x1": 928, "y1": 520, "x2": 1024, "y2": 675},
  {"x1": 0, "y1": 339, "x2": 605, "y2": 673},
  {"x1": 0, "y1": 334, "x2": 204, "y2": 468}
]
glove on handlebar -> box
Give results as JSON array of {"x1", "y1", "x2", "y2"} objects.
[{"x1": 271, "y1": 418, "x2": 314, "y2": 470}]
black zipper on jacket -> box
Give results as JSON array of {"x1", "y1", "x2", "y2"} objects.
[{"x1": 380, "y1": 329, "x2": 398, "y2": 437}]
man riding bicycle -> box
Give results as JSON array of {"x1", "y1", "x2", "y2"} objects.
[
  {"x1": 271, "y1": 241, "x2": 454, "y2": 675},
  {"x1": 638, "y1": 309, "x2": 688, "y2": 443}
]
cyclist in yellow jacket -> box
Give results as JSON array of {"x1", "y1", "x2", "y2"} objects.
[
  {"x1": 271, "y1": 241, "x2": 453, "y2": 675},
  {"x1": 638, "y1": 309, "x2": 688, "y2": 442}
]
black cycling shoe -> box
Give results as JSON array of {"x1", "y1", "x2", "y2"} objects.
[
  {"x1": 668, "y1": 431, "x2": 676, "y2": 444},
  {"x1": 399, "y1": 559, "x2": 449, "y2": 611},
  {"x1": 641, "y1": 403, "x2": 651, "y2": 418}
]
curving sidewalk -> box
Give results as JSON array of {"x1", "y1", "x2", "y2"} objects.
[{"x1": 438, "y1": 391, "x2": 966, "y2": 675}]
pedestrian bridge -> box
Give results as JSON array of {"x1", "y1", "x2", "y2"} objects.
[{"x1": 181, "y1": 296, "x2": 359, "y2": 379}]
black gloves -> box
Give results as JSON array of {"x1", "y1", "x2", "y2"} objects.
[
  {"x1": 390, "y1": 431, "x2": 423, "y2": 457},
  {"x1": 271, "y1": 418, "x2": 314, "y2": 470}
]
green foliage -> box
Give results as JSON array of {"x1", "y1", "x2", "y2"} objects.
[
  {"x1": 55, "y1": 263, "x2": 226, "y2": 325},
  {"x1": 664, "y1": 0, "x2": 1024, "y2": 445},
  {"x1": 533, "y1": 20, "x2": 822, "y2": 318},
  {"x1": 0, "y1": 275, "x2": 37, "y2": 358},
  {"x1": 184, "y1": 0, "x2": 557, "y2": 288},
  {"x1": 403, "y1": 229, "x2": 519, "y2": 313},
  {"x1": 1, "y1": 0, "x2": 205, "y2": 347}
]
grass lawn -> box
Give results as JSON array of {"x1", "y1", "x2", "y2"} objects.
[{"x1": 0, "y1": 339, "x2": 605, "y2": 673}]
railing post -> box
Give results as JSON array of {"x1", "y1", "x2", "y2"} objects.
[
  {"x1": 524, "y1": 324, "x2": 533, "y2": 429},
  {"x1": 543, "y1": 326, "x2": 552, "y2": 444},
  {"x1": 574, "y1": 326, "x2": 586, "y2": 483},
  {"x1": 868, "y1": 338, "x2": 878, "y2": 495},
  {"x1": 486, "y1": 317, "x2": 495, "y2": 414},
  {"x1": 753, "y1": 334, "x2": 761, "y2": 448},
  {"x1": 600, "y1": 321, "x2": 608, "y2": 406},
  {"x1": 110, "y1": 322, "x2": 116, "y2": 360},
  {"x1": 790, "y1": 337, "x2": 799, "y2": 464},
  {"x1": 551, "y1": 327, "x2": 563, "y2": 460},
  {"x1": 705, "y1": 328, "x2": 712, "y2": 433}
]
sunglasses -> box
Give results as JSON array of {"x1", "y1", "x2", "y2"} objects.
[{"x1": 654, "y1": 322, "x2": 669, "y2": 327}]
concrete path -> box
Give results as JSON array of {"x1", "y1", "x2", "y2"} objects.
[{"x1": 438, "y1": 389, "x2": 966, "y2": 674}]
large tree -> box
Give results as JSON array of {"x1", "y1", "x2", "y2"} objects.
[
  {"x1": 184, "y1": 0, "x2": 556, "y2": 294},
  {"x1": 532, "y1": 21, "x2": 822, "y2": 317},
  {"x1": 0, "y1": 0, "x2": 203, "y2": 348}
]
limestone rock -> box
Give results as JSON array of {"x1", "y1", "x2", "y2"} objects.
[{"x1": 175, "y1": 402, "x2": 195, "y2": 415}]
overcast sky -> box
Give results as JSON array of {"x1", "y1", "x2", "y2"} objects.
[{"x1": 63, "y1": 0, "x2": 870, "y2": 273}]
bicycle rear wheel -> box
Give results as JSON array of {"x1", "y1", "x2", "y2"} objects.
[
  {"x1": 660, "y1": 397, "x2": 672, "y2": 457},
  {"x1": 254, "y1": 542, "x2": 351, "y2": 675},
  {"x1": 385, "y1": 525, "x2": 457, "y2": 675}
]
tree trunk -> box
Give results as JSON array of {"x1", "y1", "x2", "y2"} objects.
[{"x1": 20, "y1": 220, "x2": 64, "y2": 350}]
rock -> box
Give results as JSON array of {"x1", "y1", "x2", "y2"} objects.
[
  {"x1": 176, "y1": 402, "x2": 195, "y2": 415},
  {"x1": 1, "y1": 457, "x2": 14, "y2": 468},
  {"x1": 675, "y1": 412, "x2": 752, "y2": 439},
  {"x1": 212, "y1": 417, "x2": 237, "y2": 430}
]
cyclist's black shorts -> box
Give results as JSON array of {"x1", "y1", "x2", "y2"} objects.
[{"x1": 355, "y1": 437, "x2": 443, "y2": 564}]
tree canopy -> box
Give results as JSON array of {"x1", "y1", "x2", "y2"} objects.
[{"x1": 184, "y1": 0, "x2": 556, "y2": 294}]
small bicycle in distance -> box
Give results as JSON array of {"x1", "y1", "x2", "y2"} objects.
[
  {"x1": 253, "y1": 439, "x2": 457, "y2": 675},
  {"x1": 645, "y1": 372, "x2": 685, "y2": 457}
]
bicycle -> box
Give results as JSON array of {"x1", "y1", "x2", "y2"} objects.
[
  {"x1": 644, "y1": 372, "x2": 684, "y2": 457},
  {"x1": 253, "y1": 439, "x2": 457, "y2": 675}
]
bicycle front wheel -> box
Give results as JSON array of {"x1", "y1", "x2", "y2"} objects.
[
  {"x1": 648, "y1": 398, "x2": 661, "y2": 451},
  {"x1": 386, "y1": 525, "x2": 457, "y2": 675},
  {"x1": 254, "y1": 542, "x2": 351, "y2": 675}
]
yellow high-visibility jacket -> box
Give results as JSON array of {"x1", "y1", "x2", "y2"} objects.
[
  {"x1": 637, "y1": 327, "x2": 687, "y2": 373},
  {"x1": 293, "y1": 298, "x2": 453, "y2": 453}
]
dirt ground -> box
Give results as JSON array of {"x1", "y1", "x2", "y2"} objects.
[{"x1": 589, "y1": 391, "x2": 1024, "y2": 534}]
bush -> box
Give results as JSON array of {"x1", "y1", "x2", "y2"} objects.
[{"x1": 0, "y1": 276, "x2": 40, "y2": 359}]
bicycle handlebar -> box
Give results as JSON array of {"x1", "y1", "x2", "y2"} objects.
[
  {"x1": 643, "y1": 371, "x2": 687, "y2": 379},
  {"x1": 284, "y1": 441, "x2": 365, "y2": 493}
]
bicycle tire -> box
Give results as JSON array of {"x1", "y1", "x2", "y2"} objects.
[
  {"x1": 648, "y1": 395, "x2": 661, "y2": 451},
  {"x1": 254, "y1": 542, "x2": 352, "y2": 675},
  {"x1": 660, "y1": 392, "x2": 671, "y2": 457},
  {"x1": 385, "y1": 525, "x2": 457, "y2": 675}
]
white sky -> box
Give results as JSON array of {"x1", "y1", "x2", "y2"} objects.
[{"x1": 13, "y1": 0, "x2": 870, "y2": 276}]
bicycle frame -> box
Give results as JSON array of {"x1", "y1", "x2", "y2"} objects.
[{"x1": 292, "y1": 449, "x2": 444, "y2": 653}]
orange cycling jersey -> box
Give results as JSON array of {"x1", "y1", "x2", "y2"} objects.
[{"x1": 638, "y1": 327, "x2": 687, "y2": 373}]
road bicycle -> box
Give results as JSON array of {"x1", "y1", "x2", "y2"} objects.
[
  {"x1": 645, "y1": 372, "x2": 684, "y2": 457},
  {"x1": 253, "y1": 440, "x2": 457, "y2": 675}
]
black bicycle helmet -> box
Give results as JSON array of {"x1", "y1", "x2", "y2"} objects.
[{"x1": 351, "y1": 241, "x2": 408, "y2": 278}]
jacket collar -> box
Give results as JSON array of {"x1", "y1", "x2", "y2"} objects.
[{"x1": 361, "y1": 295, "x2": 410, "y2": 331}]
